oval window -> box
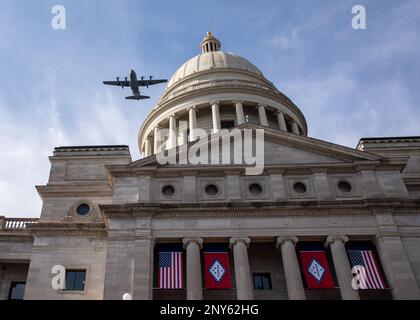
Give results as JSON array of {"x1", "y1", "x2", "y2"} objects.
[
  {"x1": 249, "y1": 183, "x2": 263, "y2": 195},
  {"x1": 205, "y1": 184, "x2": 219, "y2": 196},
  {"x1": 293, "y1": 182, "x2": 307, "y2": 194},
  {"x1": 162, "y1": 185, "x2": 175, "y2": 197},
  {"x1": 338, "y1": 181, "x2": 352, "y2": 193},
  {"x1": 76, "y1": 204, "x2": 90, "y2": 216}
]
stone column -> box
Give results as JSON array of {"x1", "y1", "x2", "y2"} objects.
[
  {"x1": 178, "y1": 120, "x2": 188, "y2": 146},
  {"x1": 291, "y1": 121, "x2": 300, "y2": 135},
  {"x1": 0, "y1": 263, "x2": 5, "y2": 299},
  {"x1": 133, "y1": 236, "x2": 154, "y2": 299},
  {"x1": 153, "y1": 126, "x2": 161, "y2": 154},
  {"x1": 325, "y1": 235, "x2": 359, "y2": 300},
  {"x1": 144, "y1": 137, "x2": 152, "y2": 157},
  {"x1": 230, "y1": 237, "x2": 254, "y2": 300},
  {"x1": 167, "y1": 114, "x2": 177, "y2": 149},
  {"x1": 0, "y1": 216, "x2": 5, "y2": 230},
  {"x1": 183, "y1": 238, "x2": 203, "y2": 300},
  {"x1": 234, "y1": 101, "x2": 245, "y2": 125},
  {"x1": 257, "y1": 104, "x2": 268, "y2": 126},
  {"x1": 276, "y1": 111, "x2": 287, "y2": 132},
  {"x1": 374, "y1": 232, "x2": 420, "y2": 299},
  {"x1": 276, "y1": 236, "x2": 306, "y2": 300},
  {"x1": 188, "y1": 106, "x2": 197, "y2": 141},
  {"x1": 104, "y1": 231, "x2": 135, "y2": 300},
  {"x1": 211, "y1": 101, "x2": 221, "y2": 133},
  {"x1": 0, "y1": 263, "x2": 4, "y2": 287}
]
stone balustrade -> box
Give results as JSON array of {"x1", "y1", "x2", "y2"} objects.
[{"x1": 0, "y1": 217, "x2": 39, "y2": 231}]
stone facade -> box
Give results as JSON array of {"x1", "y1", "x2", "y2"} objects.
[{"x1": 1, "y1": 33, "x2": 420, "y2": 300}]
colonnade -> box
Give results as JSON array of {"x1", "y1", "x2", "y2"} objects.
[
  {"x1": 143, "y1": 101, "x2": 303, "y2": 156},
  {"x1": 177, "y1": 235, "x2": 360, "y2": 300}
]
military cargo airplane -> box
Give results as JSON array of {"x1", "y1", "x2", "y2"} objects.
[{"x1": 103, "y1": 69, "x2": 167, "y2": 100}]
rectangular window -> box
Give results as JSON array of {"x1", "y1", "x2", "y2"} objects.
[
  {"x1": 8, "y1": 282, "x2": 26, "y2": 300},
  {"x1": 65, "y1": 270, "x2": 86, "y2": 291},
  {"x1": 221, "y1": 120, "x2": 235, "y2": 129},
  {"x1": 253, "y1": 273, "x2": 272, "y2": 290}
]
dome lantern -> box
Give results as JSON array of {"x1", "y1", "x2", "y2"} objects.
[{"x1": 200, "y1": 31, "x2": 221, "y2": 53}]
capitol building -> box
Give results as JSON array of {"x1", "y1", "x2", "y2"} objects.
[{"x1": 1, "y1": 32, "x2": 420, "y2": 300}]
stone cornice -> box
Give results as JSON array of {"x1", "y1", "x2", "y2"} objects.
[
  {"x1": 105, "y1": 161, "x2": 398, "y2": 180},
  {"x1": 26, "y1": 222, "x2": 107, "y2": 238},
  {"x1": 36, "y1": 185, "x2": 112, "y2": 198},
  {"x1": 100, "y1": 199, "x2": 420, "y2": 219},
  {"x1": 0, "y1": 233, "x2": 33, "y2": 241}
]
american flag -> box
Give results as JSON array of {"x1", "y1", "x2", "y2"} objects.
[
  {"x1": 347, "y1": 248, "x2": 386, "y2": 289},
  {"x1": 158, "y1": 251, "x2": 183, "y2": 289}
]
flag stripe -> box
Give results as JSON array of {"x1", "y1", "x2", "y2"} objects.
[
  {"x1": 367, "y1": 251, "x2": 384, "y2": 289},
  {"x1": 158, "y1": 251, "x2": 183, "y2": 289},
  {"x1": 362, "y1": 251, "x2": 374, "y2": 288},
  {"x1": 347, "y1": 249, "x2": 386, "y2": 289},
  {"x1": 364, "y1": 252, "x2": 377, "y2": 288}
]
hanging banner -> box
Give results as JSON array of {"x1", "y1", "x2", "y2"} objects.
[
  {"x1": 204, "y1": 244, "x2": 232, "y2": 289},
  {"x1": 298, "y1": 242, "x2": 335, "y2": 289}
]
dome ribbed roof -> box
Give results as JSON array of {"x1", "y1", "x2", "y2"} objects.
[{"x1": 166, "y1": 51, "x2": 264, "y2": 88}]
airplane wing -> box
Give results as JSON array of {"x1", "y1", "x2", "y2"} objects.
[
  {"x1": 136, "y1": 79, "x2": 167, "y2": 87},
  {"x1": 103, "y1": 80, "x2": 131, "y2": 87}
]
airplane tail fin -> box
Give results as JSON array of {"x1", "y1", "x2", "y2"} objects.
[{"x1": 125, "y1": 95, "x2": 150, "y2": 100}]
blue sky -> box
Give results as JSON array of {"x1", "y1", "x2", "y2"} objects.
[{"x1": 1, "y1": 0, "x2": 419, "y2": 217}]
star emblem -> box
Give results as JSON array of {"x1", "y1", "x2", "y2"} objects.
[
  {"x1": 209, "y1": 259, "x2": 226, "y2": 283},
  {"x1": 307, "y1": 257, "x2": 326, "y2": 283}
]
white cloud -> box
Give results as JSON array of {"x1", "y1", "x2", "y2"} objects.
[
  {"x1": 267, "y1": 28, "x2": 299, "y2": 50},
  {"x1": 0, "y1": 93, "x2": 69, "y2": 218},
  {"x1": 0, "y1": 73, "x2": 138, "y2": 218}
]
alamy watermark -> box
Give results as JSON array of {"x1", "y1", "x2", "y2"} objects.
[
  {"x1": 51, "y1": 5, "x2": 66, "y2": 30},
  {"x1": 351, "y1": 265, "x2": 369, "y2": 289},
  {"x1": 154, "y1": 125, "x2": 265, "y2": 175},
  {"x1": 352, "y1": 5, "x2": 367, "y2": 30}
]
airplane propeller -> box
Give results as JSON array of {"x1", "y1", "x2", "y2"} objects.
[{"x1": 116, "y1": 77, "x2": 124, "y2": 89}]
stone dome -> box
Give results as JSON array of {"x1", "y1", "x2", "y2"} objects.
[
  {"x1": 166, "y1": 51, "x2": 264, "y2": 88},
  {"x1": 138, "y1": 32, "x2": 308, "y2": 157}
]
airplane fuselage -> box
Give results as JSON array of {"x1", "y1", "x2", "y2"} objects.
[{"x1": 130, "y1": 69, "x2": 140, "y2": 95}]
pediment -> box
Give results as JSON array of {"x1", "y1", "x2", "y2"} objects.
[{"x1": 129, "y1": 124, "x2": 381, "y2": 170}]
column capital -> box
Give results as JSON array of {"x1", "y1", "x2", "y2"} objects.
[
  {"x1": 275, "y1": 110, "x2": 284, "y2": 115},
  {"x1": 229, "y1": 237, "x2": 251, "y2": 248},
  {"x1": 154, "y1": 124, "x2": 162, "y2": 129},
  {"x1": 324, "y1": 235, "x2": 349, "y2": 247},
  {"x1": 187, "y1": 106, "x2": 197, "y2": 111},
  {"x1": 210, "y1": 101, "x2": 220, "y2": 106},
  {"x1": 233, "y1": 100, "x2": 245, "y2": 105},
  {"x1": 183, "y1": 237, "x2": 203, "y2": 249},
  {"x1": 256, "y1": 104, "x2": 266, "y2": 110},
  {"x1": 168, "y1": 113, "x2": 177, "y2": 120},
  {"x1": 276, "y1": 236, "x2": 299, "y2": 248}
]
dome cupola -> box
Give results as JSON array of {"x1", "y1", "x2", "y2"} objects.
[{"x1": 200, "y1": 31, "x2": 221, "y2": 53}]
